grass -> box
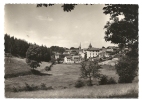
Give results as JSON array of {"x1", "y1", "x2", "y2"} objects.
[
  {"x1": 5, "y1": 83, "x2": 138, "y2": 98},
  {"x1": 5, "y1": 57, "x2": 138, "y2": 98},
  {"x1": 5, "y1": 59, "x2": 81, "y2": 92},
  {"x1": 5, "y1": 57, "x2": 32, "y2": 78}
]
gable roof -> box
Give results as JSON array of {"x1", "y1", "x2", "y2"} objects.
[
  {"x1": 87, "y1": 47, "x2": 100, "y2": 51},
  {"x1": 65, "y1": 56, "x2": 72, "y2": 59}
]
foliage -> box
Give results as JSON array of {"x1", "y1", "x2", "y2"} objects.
[
  {"x1": 99, "y1": 75, "x2": 117, "y2": 85},
  {"x1": 103, "y1": 4, "x2": 138, "y2": 45},
  {"x1": 115, "y1": 56, "x2": 138, "y2": 83},
  {"x1": 75, "y1": 80, "x2": 84, "y2": 88},
  {"x1": 50, "y1": 56, "x2": 56, "y2": 65},
  {"x1": 80, "y1": 61, "x2": 100, "y2": 86},
  {"x1": 57, "y1": 58, "x2": 61, "y2": 64},
  {"x1": 103, "y1": 4, "x2": 138, "y2": 60},
  {"x1": 26, "y1": 45, "x2": 42, "y2": 69},
  {"x1": 12, "y1": 83, "x2": 53, "y2": 92},
  {"x1": 4, "y1": 34, "x2": 29, "y2": 57},
  {"x1": 50, "y1": 46, "x2": 65, "y2": 54},
  {"x1": 107, "y1": 77, "x2": 117, "y2": 84},
  {"x1": 84, "y1": 52, "x2": 87, "y2": 61},
  {"x1": 37, "y1": 4, "x2": 77, "y2": 12},
  {"x1": 103, "y1": 4, "x2": 138, "y2": 84},
  {"x1": 99, "y1": 75, "x2": 108, "y2": 85},
  {"x1": 5, "y1": 34, "x2": 51, "y2": 62}
]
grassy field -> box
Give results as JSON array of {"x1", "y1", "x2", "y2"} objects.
[
  {"x1": 5, "y1": 57, "x2": 81, "y2": 92},
  {"x1": 5, "y1": 83, "x2": 138, "y2": 98},
  {"x1": 5, "y1": 57, "x2": 32, "y2": 78},
  {"x1": 5, "y1": 57, "x2": 138, "y2": 98}
]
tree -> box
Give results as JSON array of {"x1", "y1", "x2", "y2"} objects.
[
  {"x1": 80, "y1": 61, "x2": 100, "y2": 86},
  {"x1": 84, "y1": 52, "x2": 87, "y2": 61},
  {"x1": 37, "y1": 4, "x2": 77, "y2": 12},
  {"x1": 37, "y1": 4, "x2": 93, "y2": 12},
  {"x1": 103, "y1": 5, "x2": 138, "y2": 83},
  {"x1": 103, "y1": 4, "x2": 138, "y2": 50},
  {"x1": 26, "y1": 44, "x2": 42, "y2": 70},
  {"x1": 4, "y1": 34, "x2": 29, "y2": 57},
  {"x1": 115, "y1": 56, "x2": 138, "y2": 83}
]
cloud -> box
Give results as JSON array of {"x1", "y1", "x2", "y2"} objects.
[{"x1": 36, "y1": 15, "x2": 53, "y2": 21}]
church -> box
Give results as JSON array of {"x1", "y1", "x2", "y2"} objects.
[{"x1": 84, "y1": 43, "x2": 101, "y2": 59}]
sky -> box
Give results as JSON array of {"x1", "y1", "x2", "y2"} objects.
[{"x1": 4, "y1": 4, "x2": 117, "y2": 48}]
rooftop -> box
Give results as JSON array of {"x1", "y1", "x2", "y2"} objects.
[{"x1": 87, "y1": 47, "x2": 100, "y2": 51}]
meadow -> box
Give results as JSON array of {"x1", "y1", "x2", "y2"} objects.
[{"x1": 5, "y1": 57, "x2": 138, "y2": 98}]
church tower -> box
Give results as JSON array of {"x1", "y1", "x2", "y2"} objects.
[
  {"x1": 89, "y1": 43, "x2": 92, "y2": 48},
  {"x1": 79, "y1": 43, "x2": 81, "y2": 50}
]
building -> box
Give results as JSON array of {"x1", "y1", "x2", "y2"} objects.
[
  {"x1": 72, "y1": 55, "x2": 81, "y2": 63},
  {"x1": 84, "y1": 43, "x2": 101, "y2": 59},
  {"x1": 63, "y1": 50, "x2": 71, "y2": 55},
  {"x1": 64, "y1": 56, "x2": 74, "y2": 64},
  {"x1": 99, "y1": 48, "x2": 109, "y2": 58}
]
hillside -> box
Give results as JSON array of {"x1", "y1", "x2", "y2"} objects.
[
  {"x1": 5, "y1": 57, "x2": 32, "y2": 78},
  {"x1": 5, "y1": 57, "x2": 138, "y2": 98}
]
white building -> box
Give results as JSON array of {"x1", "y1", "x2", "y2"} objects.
[
  {"x1": 84, "y1": 43, "x2": 101, "y2": 59},
  {"x1": 64, "y1": 56, "x2": 74, "y2": 64}
]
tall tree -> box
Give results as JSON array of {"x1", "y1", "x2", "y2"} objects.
[
  {"x1": 103, "y1": 4, "x2": 138, "y2": 51},
  {"x1": 103, "y1": 5, "x2": 139, "y2": 83},
  {"x1": 26, "y1": 44, "x2": 42, "y2": 70}
]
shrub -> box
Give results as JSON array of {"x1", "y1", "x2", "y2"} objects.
[
  {"x1": 115, "y1": 56, "x2": 138, "y2": 83},
  {"x1": 40, "y1": 83, "x2": 47, "y2": 90},
  {"x1": 107, "y1": 77, "x2": 117, "y2": 84},
  {"x1": 12, "y1": 86, "x2": 18, "y2": 92},
  {"x1": 75, "y1": 80, "x2": 84, "y2": 88},
  {"x1": 99, "y1": 75, "x2": 108, "y2": 85},
  {"x1": 99, "y1": 75, "x2": 117, "y2": 85},
  {"x1": 12, "y1": 83, "x2": 53, "y2": 92},
  {"x1": 24, "y1": 82, "x2": 33, "y2": 91}
]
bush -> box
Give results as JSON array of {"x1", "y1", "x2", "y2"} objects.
[
  {"x1": 99, "y1": 75, "x2": 108, "y2": 85},
  {"x1": 115, "y1": 56, "x2": 138, "y2": 83},
  {"x1": 107, "y1": 77, "x2": 117, "y2": 84},
  {"x1": 75, "y1": 80, "x2": 84, "y2": 88},
  {"x1": 40, "y1": 83, "x2": 47, "y2": 90},
  {"x1": 99, "y1": 75, "x2": 117, "y2": 85},
  {"x1": 12, "y1": 86, "x2": 18, "y2": 92},
  {"x1": 12, "y1": 83, "x2": 54, "y2": 92}
]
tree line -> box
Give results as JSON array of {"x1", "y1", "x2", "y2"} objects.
[{"x1": 4, "y1": 34, "x2": 66, "y2": 62}]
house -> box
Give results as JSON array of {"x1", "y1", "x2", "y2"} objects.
[
  {"x1": 99, "y1": 48, "x2": 109, "y2": 58},
  {"x1": 54, "y1": 53, "x2": 60, "y2": 59},
  {"x1": 63, "y1": 50, "x2": 71, "y2": 55},
  {"x1": 63, "y1": 54, "x2": 82, "y2": 64},
  {"x1": 72, "y1": 55, "x2": 81, "y2": 63},
  {"x1": 63, "y1": 56, "x2": 74, "y2": 64},
  {"x1": 84, "y1": 43, "x2": 101, "y2": 59},
  {"x1": 106, "y1": 46, "x2": 114, "y2": 52},
  {"x1": 70, "y1": 50, "x2": 78, "y2": 56}
]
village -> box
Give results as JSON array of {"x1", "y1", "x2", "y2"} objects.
[{"x1": 53, "y1": 43, "x2": 129, "y2": 64}]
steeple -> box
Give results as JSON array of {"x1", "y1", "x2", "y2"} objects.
[
  {"x1": 79, "y1": 43, "x2": 81, "y2": 50},
  {"x1": 89, "y1": 43, "x2": 92, "y2": 48}
]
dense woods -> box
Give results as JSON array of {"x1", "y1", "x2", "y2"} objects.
[
  {"x1": 4, "y1": 34, "x2": 65, "y2": 62},
  {"x1": 4, "y1": 34, "x2": 29, "y2": 57}
]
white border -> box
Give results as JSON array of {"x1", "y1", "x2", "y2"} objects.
[{"x1": 1, "y1": 0, "x2": 141, "y2": 100}]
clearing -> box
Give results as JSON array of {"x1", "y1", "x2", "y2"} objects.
[{"x1": 5, "y1": 57, "x2": 138, "y2": 98}]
